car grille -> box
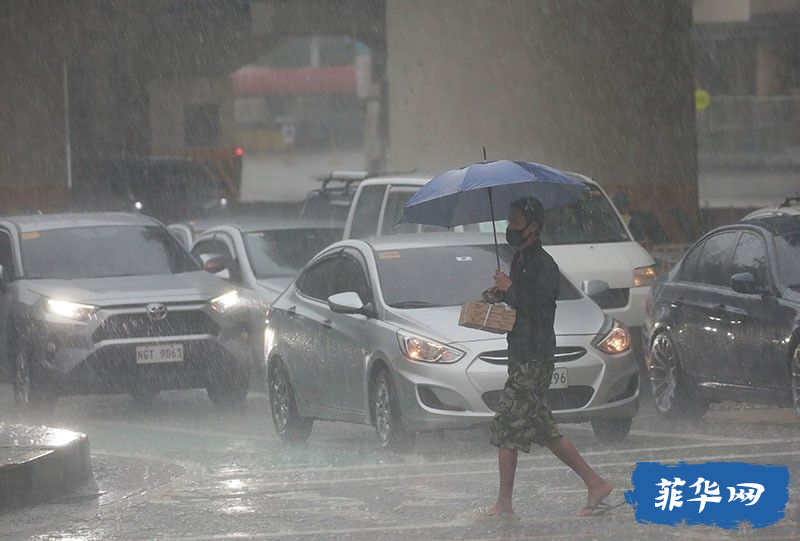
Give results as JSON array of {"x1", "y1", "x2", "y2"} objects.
[
  {"x1": 92, "y1": 310, "x2": 219, "y2": 342},
  {"x1": 478, "y1": 347, "x2": 587, "y2": 365},
  {"x1": 482, "y1": 386, "x2": 594, "y2": 411},
  {"x1": 591, "y1": 288, "x2": 629, "y2": 309}
]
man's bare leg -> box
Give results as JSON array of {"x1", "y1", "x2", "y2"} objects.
[
  {"x1": 487, "y1": 447, "x2": 518, "y2": 516},
  {"x1": 545, "y1": 436, "x2": 612, "y2": 514}
]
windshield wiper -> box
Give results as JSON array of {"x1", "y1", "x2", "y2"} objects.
[{"x1": 388, "y1": 300, "x2": 442, "y2": 309}]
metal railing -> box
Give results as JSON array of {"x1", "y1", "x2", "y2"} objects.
[{"x1": 697, "y1": 95, "x2": 800, "y2": 163}]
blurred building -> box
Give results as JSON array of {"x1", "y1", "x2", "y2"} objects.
[{"x1": 694, "y1": 0, "x2": 800, "y2": 212}]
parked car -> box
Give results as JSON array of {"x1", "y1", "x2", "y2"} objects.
[
  {"x1": 70, "y1": 157, "x2": 229, "y2": 223},
  {"x1": 264, "y1": 233, "x2": 640, "y2": 450},
  {"x1": 343, "y1": 173, "x2": 657, "y2": 362},
  {"x1": 643, "y1": 213, "x2": 800, "y2": 418},
  {"x1": 0, "y1": 213, "x2": 261, "y2": 410}
]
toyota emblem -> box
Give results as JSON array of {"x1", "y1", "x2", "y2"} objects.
[{"x1": 147, "y1": 303, "x2": 168, "y2": 322}]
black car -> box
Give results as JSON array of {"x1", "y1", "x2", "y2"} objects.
[{"x1": 644, "y1": 213, "x2": 800, "y2": 418}]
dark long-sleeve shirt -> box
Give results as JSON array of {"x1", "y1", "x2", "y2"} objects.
[{"x1": 502, "y1": 240, "x2": 558, "y2": 362}]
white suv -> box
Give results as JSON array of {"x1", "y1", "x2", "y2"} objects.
[{"x1": 343, "y1": 174, "x2": 657, "y2": 361}]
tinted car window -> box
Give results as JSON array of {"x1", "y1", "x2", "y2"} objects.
[
  {"x1": 332, "y1": 255, "x2": 371, "y2": 302},
  {"x1": 678, "y1": 243, "x2": 703, "y2": 282},
  {"x1": 297, "y1": 257, "x2": 339, "y2": 301},
  {"x1": 693, "y1": 232, "x2": 738, "y2": 287},
  {"x1": 22, "y1": 226, "x2": 199, "y2": 280},
  {"x1": 376, "y1": 244, "x2": 582, "y2": 308},
  {"x1": 730, "y1": 232, "x2": 770, "y2": 287},
  {"x1": 243, "y1": 228, "x2": 343, "y2": 279},
  {"x1": 753, "y1": 215, "x2": 800, "y2": 288},
  {"x1": 349, "y1": 185, "x2": 386, "y2": 239}
]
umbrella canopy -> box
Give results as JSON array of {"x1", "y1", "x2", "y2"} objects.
[{"x1": 400, "y1": 160, "x2": 586, "y2": 227}]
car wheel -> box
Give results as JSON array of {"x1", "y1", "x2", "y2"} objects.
[
  {"x1": 267, "y1": 361, "x2": 312, "y2": 443},
  {"x1": 371, "y1": 368, "x2": 415, "y2": 453},
  {"x1": 590, "y1": 417, "x2": 632, "y2": 444},
  {"x1": 12, "y1": 340, "x2": 57, "y2": 412},
  {"x1": 648, "y1": 333, "x2": 708, "y2": 419},
  {"x1": 791, "y1": 345, "x2": 800, "y2": 417},
  {"x1": 207, "y1": 370, "x2": 250, "y2": 409}
]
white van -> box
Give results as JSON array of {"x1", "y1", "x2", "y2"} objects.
[{"x1": 343, "y1": 174, "x2": 657, "y2": 360}]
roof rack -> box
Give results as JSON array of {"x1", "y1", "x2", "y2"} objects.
[{"x1": 315, "y1": 168, "x2": 419, "y2": 193}]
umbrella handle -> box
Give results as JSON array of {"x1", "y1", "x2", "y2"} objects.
[{"x1": 488, "y1": 186, "x2": 500, "y2": 270}]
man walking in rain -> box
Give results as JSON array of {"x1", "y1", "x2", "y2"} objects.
[{"x1": 482, "y1": 196, "x2": 613, "y2": 519}]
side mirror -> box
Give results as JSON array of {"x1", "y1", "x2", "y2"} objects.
[
  {"x1": 731, "y1": 272, "x2": 769, "y2": 295},
  {"x1": 200, "y1": 253, "x2": 228, "y2": 274},
  {"x1": 328, "y1": 292, "x2": 365, "y2": 315},
  {"x1": 582, "y1": 279, "x2": 610, "y2": 298}
]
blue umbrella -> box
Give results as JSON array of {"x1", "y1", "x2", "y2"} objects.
[{"x1": 400, "y1": 160, "x2": 587, "y2": 267}]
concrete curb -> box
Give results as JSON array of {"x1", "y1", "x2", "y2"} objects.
[{"x1": 0, "y1": 425, "x2": 92, "y2": 509}]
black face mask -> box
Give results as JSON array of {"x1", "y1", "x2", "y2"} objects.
[{"x1": 505, "y1": 227, "x2": 526, "y2": 247}]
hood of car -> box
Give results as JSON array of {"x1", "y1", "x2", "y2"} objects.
[
  {"x1": 545, "y1": 241, "x2": 653, "y2": 288},
  {"x1": 385, "y1": 297, "x2": 607, "y2": 346},
  {"x1": 26, "y1": 271, "x2": 230, "y2": 306}
]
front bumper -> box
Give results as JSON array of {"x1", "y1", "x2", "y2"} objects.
[
  {"x1": 389, "y1": 335, "x2": 640, "y2": 433},
  {"x1": 33, "y1": 303, "x2": 257, "y2": 395}
]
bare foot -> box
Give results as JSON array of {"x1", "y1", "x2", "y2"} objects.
[
  {"x1": 576, "y1": 479, "x2": 613, "y2": 516},
  {"x1": 477, "y1": 502, "x2": 516, "y2": 520}
]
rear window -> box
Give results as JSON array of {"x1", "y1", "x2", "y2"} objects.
[{"x1": 375, "y1": 244, "x2": 582, "y2": 308}]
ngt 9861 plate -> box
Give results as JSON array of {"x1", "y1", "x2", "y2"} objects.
[{"x1": 136, "y1": 344, "x2": 184, "y2": 364}]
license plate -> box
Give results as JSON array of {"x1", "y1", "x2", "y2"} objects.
[
  {"x1": 136, "y1": 344, "x2": 184, "y2": 364},
  {"x1": 549, "y1": 367, "x2": 568, "y2": 389}
]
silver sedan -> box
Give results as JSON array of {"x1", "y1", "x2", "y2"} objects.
[{"x1": 265, "y1": 233, "x2": 639, "y2": 451}]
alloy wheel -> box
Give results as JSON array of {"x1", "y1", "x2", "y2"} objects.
[
  {"x1": 374, "y1": 378, "x2": 392, "y2": 445},
  {"x1": 649, "y1": 334, "x2": 679, "y2": 414},
  {"x1": 270, "y1": 368, "x2": 291, "y2": 435}
]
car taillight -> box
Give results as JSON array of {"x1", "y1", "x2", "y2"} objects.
[{"x1": 235, "y1": 146, "x2": 244, "y2": 157}]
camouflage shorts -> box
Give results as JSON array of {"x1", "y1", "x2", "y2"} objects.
[{"x1": 489, "y1": 359, "x2": 562, "y2": 453}]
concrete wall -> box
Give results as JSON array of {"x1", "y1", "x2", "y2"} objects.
[{"x1": 386, "y1": 0, "x2": 698, "y2": 235}]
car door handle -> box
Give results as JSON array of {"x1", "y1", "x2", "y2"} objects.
[
  {"x1": 670, "y1": 299, "x2": 684, "y2": 309},
  {"x1": 321, "y1": 319, "x2": 332, "y2": 330}
]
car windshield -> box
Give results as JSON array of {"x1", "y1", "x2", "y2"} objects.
[
  {"x1": 243, "y1": 228, "x2": 344, "y2": 279},
  {"x1": 473, "y1": 186, "x2": 630, "y2": 244},
  {"x1": 22, "y1": 225, "x2": 199, "y2": 280},
  {"x1": 376, "y1": 244, "x2": 582, "y2": 308}
]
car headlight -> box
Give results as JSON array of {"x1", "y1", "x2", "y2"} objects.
[
  {"x1": 210, "y1": 290, "x2": 241, "y2": 313},
  {"x1": 634, "y1": 265, "x2": 658, "y2": 287},
  {"x1": 397, "y1": 330, "x2": 464, "y2": 364},
  {"x1": 595, "y1": 320, "x2": 631, "y2": 354},
  {"x1": 46, "y1": 299, "x2": 97, "y2": 321}
]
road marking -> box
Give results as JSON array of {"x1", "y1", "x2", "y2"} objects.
[{"x1": 245, "y1": 450, "x2": 800, "y2": 489}]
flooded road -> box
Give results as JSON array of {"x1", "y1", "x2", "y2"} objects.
[{"x1": 1, "y1": 387, "x2": 798, "y2": 540}]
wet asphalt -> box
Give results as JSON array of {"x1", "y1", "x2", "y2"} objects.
[{"x1": 0, "y1": 385, "x2": 798, "y2": 540}]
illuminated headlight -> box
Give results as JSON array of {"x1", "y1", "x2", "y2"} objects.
[
  {"x1": 46, "y1": 299, "x2": 97, "y2": 321},
  {"x1": 634, "y1": 265, "x2": 658, "y2": 287},
  {"x1": 595, "y1": 320, "x2": 631, "y2": 354},
  {"x1": 210, "y1": 290, "x2": 241, "y2": 313},
  {"x1": 397, "y1": 330, "x2": 464, "y2": 364}
]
